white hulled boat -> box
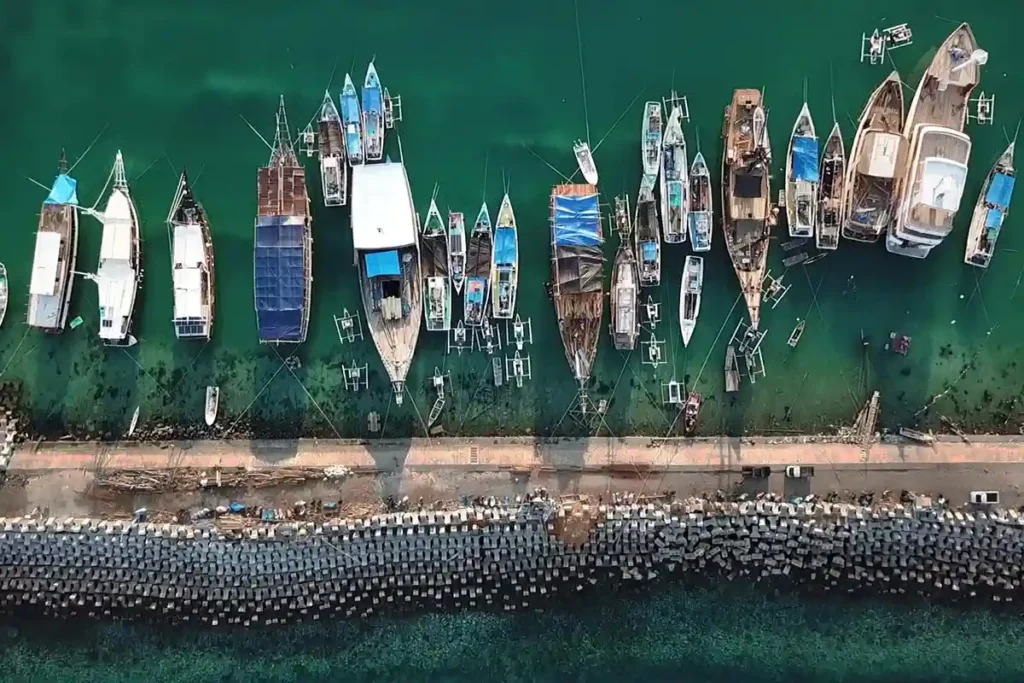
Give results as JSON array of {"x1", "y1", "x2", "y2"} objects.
[
  {"x1": 465, "y1": 203, "x2": 492, "y2": 327},
  {"x1": 340, "y1": 74, "x2": 365, "y2": 166},
  {"x1": 688, "y1": 152, "x2": 713, "y2": 251},
  {"x1": 573, "y1": 141, "x2": 598, "y2": 185},
  {"x1": 660, "y1": 105, "x2": 688, "y2": 243},
  {"x1": 641, "y1": 102, "x2": 663, "y2": 179},
  {"x1": 785, "y1": 102, "x2": 818, "y2": 238},
  {"x1": 965, "y1": 141, "x2": 1015, "y2": 268},
  {"x1": 317, "y1": 90, "x2": 347, "y2": 206},
  {"x1": 679, "y1": 255, "x2": 703, "y2": 347},
  {"x1": 167, "y1": 169, "x2": 215, "y2": 340},
  {"x1": 362, "y1": 62, "x2": 385, "y2": 162},
  {"x1": 491, "y1": 194, "x2": 518, "y2": 319}
]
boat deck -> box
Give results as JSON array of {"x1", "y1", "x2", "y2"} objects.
[
  {"x1": 28, "y1": 205, "x2": 76, "y2": 330},
  {"x1": 257, "y1": 166, "x2": 310, "y2": 218},
  {"x1": 906, "y1": 131, "x2": 971, "y2": 231},
  {"x1": 362, "y1": 246, "x2": 422, "y2": 388},
  {"x1": 907, "y1": 24, "x2": 978, "y2": 134},
  {"x1": 319, "y1": 118, "x2": 345, "y2": 158}
]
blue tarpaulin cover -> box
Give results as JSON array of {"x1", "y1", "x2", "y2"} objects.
[
  {"x1": 255, "y1": 216, "x2": 306, "y2": 342},
  {"x1": 792, "y1": 136, "x2": 820, "y2": 183},
  {"x1": 494, "y1": 228, "x2": 517, "y2": 267},
  {"x1": 987, "y1": 173, "x2": 1016, "y2": 208},
  {"x1": 553, "y1": 194, "x2": 602, "y2": 247},
  {"x1": 642, "y1": 242, "x2": 657, "y2": 261},
  {"x1": 985, "y1": 208, "x2": 1004, "y2": 230},
  {"x1": 365, "y1": 250, "x2": 401, "y2": 278},
  {"x1": 466, "y1": 278, "x2": 486, "y2": 305},
  {"x1": 363, "y1": 85, "x2": 382, "y2": 115},
  {"x1": 341, "y1": 90, "x2": 361, "y2": 123},
  {"x1": 45, "y1": 174, "x2": 78, "y2": 205}
]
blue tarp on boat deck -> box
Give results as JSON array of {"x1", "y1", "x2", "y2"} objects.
[
  {"x1": 494, "y1": 227, "x2": 517, "y2": 267},
  {"x1": 466, "y1": 278, "x2": 486, "y2": 304},
  {"x1": 44, "y1": 174, "x2": 78, "y2": 205},
  {"x1": 553, "y1": 194, "x2": 602, "y2": 247},
  {"x1": 792, "y1": 136, "x2": 819, "y2": 183},
  {"x1": 362, "y1": 86, "x2": 382, "y2": 115},
  {"x1": 642, "y1": 241, "x2": 657, "y2": 262},
  {"x1": 340, "y1": 91, "x2": 361, "y2": 124},
  {"x1": 987, "y1": 173, "x2": 1016, "y2": 208},
  {"x1": 365, "y1": 250, "x2": 401, "y2": 278},
  {"x1": 254, "y1": 215, "x2": 306, "y2": 342},
  {"x1": 985, "y1": 208, "x2": 1004, "y2": 230}
]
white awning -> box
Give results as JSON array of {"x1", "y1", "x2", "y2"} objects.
[
  {"x1": 917, "y1": 158, "x2": 968, "y2": 211},
  {"x1": 100, "y1": 188, "x2": 134, "y2": 260},
  {"x1": 351, "y1": 162, "x2": 417, "y2": 251},
  {"x1": 860, "y1": 132, "x2": 902, "y2": 178},
  {"x1": 29, "y1": 232, "x2": 62, "y2": 296},
  {"x1": 173, "y1": 224, "x2": 205, "y2": 267}
]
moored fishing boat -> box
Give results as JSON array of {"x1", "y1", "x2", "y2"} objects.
[
  {"x1": 842, "y1": 71, "x2": 906, "y2": 243},
  {"x1": 817, "y1": 123, "x2": 846, "y2": 250},
  {"x1": 421, "y1": 198, "x2": 451, "y2": 331},
  {"x1": 721, "y1": 89, "x2": 772, "y2": 328},
  {"x1": 679, "y1": 255, "x2": 703, "y2": 347},
  {"x1": 465, "y1": 203, "x2": 492, "y2": 327},
  {"x1": 610, "y1": 196, "x2": 639, "y2": 351},
  {"x1": 317, "y1": 90, "x2": 347, "y2": 206},
  {"x1": 205, "y1": 386, "x2": 219, "y2": 427},
  {"x1": 550, "y1": 184, "x2": 604, "y2": 399},
  {"x1": 688, "y1": 152, "x2": 713, "y2": 251},
  {"x1": 965, "y1": 141, "x2": 1015, "y2": 268},
  {"x1": 785, "y1": 102, "x2": 818, "y2": 238},
  {"x1": 28, "y1": 150, "x2": 79, "y2": 333},
  {"x1": 573, "y1": 141, "x2": 598, "y2": 185},
  {"x1": 641, "y1": 102, "x2": 663, "y2": 179},
  {"x1": 254, "y1": 98, "x2": 312, "y2": 344},
  {"x1": 340, "y1": 74, "x2": 365, "y2": 165},
  {"x1": 888, "y1": 23, "x2": 981, "y2": 258},
  {"x1": 0, "y1": 264, "x2": 7, "y2": 328},
  {"x1": 491, "y1": 194, "x2": 518, "y2": 319},
  {"x1": 362, "y1": 62, "x2": 385, "y2": 162},
  {"x1": 660, "y1": 105, "x2": 688, "y2": 243},
  {"x1": 634, "y1": 174, "x2": 661, "y2": 287},
  {"x1": 682, "y1": 391, "x2": 701, "y2": 435},
  {"x1": 352, "y1": 161, "x2": 421, "y2": 404},
  {"x1": 167, "y1": 169, "x2": 215, "y2": 340},
  {"x1": 448, "y1": 212, "x2": 467, "y2": 294}
]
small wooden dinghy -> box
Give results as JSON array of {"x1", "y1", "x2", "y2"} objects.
[
  {"x1": 679, "y1": 255, "x2": 703, "y2": 347},
  {"x1": 816, "y1": 122, "x2": 846, "y2": 250},
  {"x1": 725, "y1": 345, "x2": 740, "y2": 393},
  {"x1": 786, "y1": 102, "x2": 818, "y2": 238},
  {"x1": 965, "y1": 141, "x2": 1015, "y2": 268},
  {"x1": 0, "y1": 263, "x2": 7, "y2": 328},
  {"x1": 127, "y1": 406, "x2": 140, "y2": 438},
  {"x1": 205, "y1": 386, "x2": 220, "y2": 426},
  {"x1": 573, "y1": 140, "x2": 599, "y2": 185}
]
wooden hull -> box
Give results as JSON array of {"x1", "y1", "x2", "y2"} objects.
[
  {"x1": 421, "y1": 229, "x2": 451, "y2": 331},
  {"x1": 318, "y1": 93, "x2": 348, "y2": 206},
  {"x1": 965, "y1": 142, "x2": 1015, "y2": 268},
  {"x1": 785, "y1": 103, "x2": 818, "y2": 238},
  {"x1": 28, "y1": 198, "x2": 79, "y2": 333},
  {"x1": 168, "y1": 171, "x2": 215, "y2": 340},
  {"x1": 688, "y1": 153, "x2": 713, "y2": 252},
  {"x1": 609, "y1": 242, "x2": 639, "y2": 351},
  {"x1": 817, "y1": 123, "x2": 846, "y2": 251}
]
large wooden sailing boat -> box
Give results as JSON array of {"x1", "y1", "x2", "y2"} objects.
[
  {"x1": 842, "y1": 71, "x2": 906, "y2": 243},
  {"x1": 722, "y1": 90, "x2": 772, "y2": 328},
  {"x1": 965, "y1": 141, "x2": 1015, "y2": 268},
  {"x1": 609, "y1": 195, "x2": 639, "y2": 351},
  {"x1": 491, "y1": 194, "x2": 519, "y2": 319},
  {"x1": 317, "y1": 90, "x2": 347, "y2": 206},
  {"x1": 634, "y1": 174, "x2": 661, "y2": 286},
  {"x1": 420, "y1": 198, "x2": 451, "y2": 331},
  {"x1": 660, "y1": 104, "x2": 688, "y2": 243},
  {"x1": 167, "y1": 169, "x2": 215, "y2": 340},
  {"x1": 254, "y1": 96, "x2": 312, "y2": 344},
  {"x1": 785, "y1": 102, "x2": 818, "y2": 238},
  {"x1": 465, "y1": 203, "x2": 492, "y2": 327},
  {"x1": 28, "y1": 150, "x2": 79, "y2": 333},
  {"x1": 551, "y1": 184, "x2": 604, "y2": 399},
  {"x1": 816, "y1": 123, "x2": 846, "y2": 250}
]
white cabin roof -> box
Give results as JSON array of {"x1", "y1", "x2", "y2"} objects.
[
  {"x1": 350, "y1": 162, "x2": 417, "y2": 251},
  {"x1": 29, "y1": 231, "x2": 62, "y2": 296},
  {"x1": 96, "y1": 261, "x2": 137, "y2": 341},
  {"x1": 100, "y1": 188, "x2": 134, "y2": 260},
  {"x1": 860, "y1": 132, "x2": 903, "y2": 178},
  {"x1": 913, "y1": 158, "x2": 968, "y2": 211},
  {"x1": 173, "y1": 224, "x2": 207, "y2": 319}
]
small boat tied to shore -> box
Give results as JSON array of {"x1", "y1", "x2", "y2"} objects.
[
  {"x1": 465, "y1": 203, "x2": 492, "y2": 327},
  {"x1": 682, "y1": 391, "x2": 701, "y2": 435},
  {"x1": 167, "y1": 169, "x2": 215, "y2": 340},
  {"x1": 785, "y1": 102, "x2": 818, "y2": 238},
  {"x1": 28, "y1": 149, "x2": 80, "y2": 333},
  {"x1": 340, "y1": 73, "x2": 365, "y2": 166},
  {"x1": 641, "y1": 101, "x2": 663, "y2": 179},
  {"x1": 448, "y1": 211, "x2": 467, "y2": 294},
  {"x1": 688, "y1": 152, "x2": 713, "y2": 252},
  {"x1": 660, "y1": 104, "x2": 688, "y2": 243},
  {"x1": 965, "y1": 140, "x2": 1015, "y2": 268},
  {"x1": 362, "y1": 62, "x2": 385, "y2": 162},
  {"x1": 420, "y1": 198, "x2": 452, "y2": 332},
  {"x1": 679, "y1": 255, "x2": 703, "y2": 348},
  {"x1": 0, "y1": 264, "x2": 7, "y2": 328},
  {"x1": 610, "y1": 195, "x2": 639, "y2": 351},
  {"x1": 205, "y1": 386, "x2": 220, "y2": 427},
  {"x1": 317, "y1": 90, "x2": 348, "y2": 207},
  {"x1": 573, "y1": 140, "x2": 598, "y2": 185},
  {"x1": 635, "y1": 174, "x2": 661, "y2": 287},
  {"x1": 816, "y1": 122, "x2": 846, "y2": 250},
  {"x1": 491, "y1": 194, "x2": 519, "y2": 319}
]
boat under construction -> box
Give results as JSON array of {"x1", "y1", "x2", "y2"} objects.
[
  {"x1": 27, "y1": 150, "x2": 79, "y2": 333},
  {"x1": 609, "y1": 195, "x2": 639, "y2": 351},
  {"x1": 317, "y1": 90, "x2": 347, "y2": 206},
  {"x1": 254, "y1": 97, "x2": 312, "y2": 344},
  {"x1": 721, "y1": 89, "x2": 772, "y2": 328},
  {"x1": 550, "y1": 184, "x2": 604, "y2": 398},
  {"x1": 167, "y1": 169, "x2": 215, "y2": 341}
]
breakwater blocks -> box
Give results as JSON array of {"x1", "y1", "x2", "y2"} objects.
[{"x1": 1, "y1": 500, "x2": 1023, "y2": 626}]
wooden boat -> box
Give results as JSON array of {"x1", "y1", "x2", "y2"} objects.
[
  {"x1": 634, "y1": 174, "x2": 661, "y2": 286},
  {"x1": 465, "y1": 203, "x2": 492, "y2": 327},
  {"x1": 787, "y1": 320, "x2": 805, "y2": 347},
  {"x1": 688, "y1": 152, "x2": 713, "y2": 252},
  {"x1": 899, "y1": 426, "x2": 934, "y2": 444},
  {"x1": 86, "y1": 151, "x2": 141, "y2": 347},
  {"x1": 679, "y1": 255, "x2": 703, "y2": 347},
  {"x1": 724, "y1": 345, "x2": 740, "y2": 392},
  {"x1": 317, "y1": 90, "x2": 348, "y2": 206},
  {"x1": 448, "y1": 212, "x2": 467, "y2": 294},
  {"x1": 722, "y1": 89, "x2": 772, "y2": 328},
  {"x1": 339, "y1": 74, "x2": 365, "y2": 165},
  {"x1": 421, "y1": 199, "x2": 451, "y2": 332},
  {"x1": 28, "y1": 150, "x2": 79, "y2": 333},
  {"x1": 352, "y1": 161, "x2": 422, "y2": 405},
  {"x1": 0, "y1": 264, "x2": 7, "y2": 328},
  {"x1": 609, "y1": 200, "x2": 639, "y2": 351},
  {"x1": 660, "y1": 105, "x2": 688, "y2": 243},
  {"x1": 682, "y1": 392, "x2": 701, "y2": 435},
  {"x1": 965, "y1": 141, "x2": 1015, "y2": 268},
  {"x1": 573, "y1": 140, "x2": 598, "y2": 184},
  {"x1": 254, "y1": 97, "x2": 312, "y2": 344},
  {"x1": 551, "y1": 184, "x2": 604, "y2": 397},
  {"x1": 167, "y1": 169, "x2": 215, "y2": 340},
  {"x1": 786, "y1": 102, "x2": 818, "y2": 238},
  {"x1": 816, "y1": 122, "x2": 845, "y2": 250},
  {"x1": 127, "y1": 406, "x2": 140, "y2": 438},
  {"x1": 205, "y1": 386, "x2": 220, "y2": 427},
  {"x1": 842, "y1": 71, "x2": 906, "y2": 243},
  {"x1": 641, "y1": 101, "x2": 663, "y2": 179},
  {"x1": 888, "y1": 24, "x2": 980, "y2": 258},
  {"x1": 362, "y1": 62, "x2": 385, "y2": 162},
  {"x1": 491, "y1": 194, "x2": 519, "y2": 319}
]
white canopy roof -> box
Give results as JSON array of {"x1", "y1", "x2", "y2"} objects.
[
  {"x1": 861, "y1": 132, "x2": 902, "y2": 178},
  {"x1": 100, "y1": 188, "x2": 134, "y2": 260},
  {"x1": 351, "y1": 162, "x2": 417, "y2": 251},
  {"x1": 915, "y1": 158, "x2": 968, "y2": 211},
  {"x1": 173, "y1": 224, "x2": 207, "y2": 319},
  {"x1": 29, "y1": 232, "x2": 62, "y2": 296}
]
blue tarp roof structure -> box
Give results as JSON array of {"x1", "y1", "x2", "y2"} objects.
[
  {"x1": 340, "y1": 90, "x2": 361, "y2": 123},
  {"x1": 494, "y1": 228, "x2": 517, "y2": 267},
  {"x1": 985, "y1": 208, "x2": 1004, "y2": 230},
  {"x1": 362, "y1": 85, "x2": 382, "y2": 115},
  {"x1": 44, "y1": 174, "x2": 78, "y2": 206},
  {"x1": 641, "y1": 242, "x2": 657, "y2": 261},
  {"x1": 792, "y1": 136, "x2": 820, "y2": 183},
  {"x1": 553, "y1": 194, "x2": 602, "y2": 248},
  {"x1": 987, "y1": 173, "x2": 1016, "y2": 208},
  {"x1": 365, "y1": 250, "x2": 400, "y2": 278},
  {"x1": 254, "y1": 216, "x2": 306, "y2": 342}
]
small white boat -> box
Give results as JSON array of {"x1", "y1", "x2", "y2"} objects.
[
  {"x1": 0, "y1": 263, "x2": 8, "y2": 329},
  {"x1": 448, "y1": 212, "x2": 467, "y2": 295},
  {"x1": 679, "y1": 255, "x2": 703, "y2": 347},
  {"x1": 688, "y1": 152, "x2": 713, "y2": 251},
  {"x1": 127, "y1": 406, "x2": 140, "y2": 438},
  {"x1": 490, "y1": 194, "x2": 518, "y2": 319},
  {"x1": 660, "y1": 105, "x2": 688, "y2": 243},
  {"x1": 786, "y1": 102, "x2": 819, "y2": 238},
  {"x1": 634, "y1": 174, "x2": 661, "y2": 287},
  {"x1": 362, "y1": 62, "x2": 385, "y2": 162},
  {"x1": 421, "y1": 199, "x2": 452, "y2": 332},
  {"x1": 965, "y1": 141, "x2": 1016, "y2": 268},
  {"x1": 205, "y1": 386, "x2": 220, "y2": 426},
  {"x1": 465, "y1": 203, "x2": 492, "y2": 327},
  {"x1": 317, "y1": 90, "x2": 348, "y2": 206},
  {"x1": 641, "y1": 101, "x2": 663, "y2": 179},
  {"x1": 573, "y1": 140, "x2": 599, "y2": 184}
]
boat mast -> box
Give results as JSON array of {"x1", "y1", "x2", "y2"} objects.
[
  {"x1": 271, "y1": 96, "x2": 297, "y2": 167},
  {"x1": 58, "y1": 148, "x2": 68, "y2": 175}
]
